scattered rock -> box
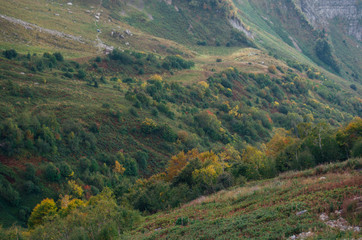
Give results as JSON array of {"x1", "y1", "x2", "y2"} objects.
[
  {"x1": 124, "y1": 29, "x2": 133, "y2": 36},
  {"x1": 289, "y1": 231, "x2": 314, "y2": 239},
  {"x1": 67, "y1": 2, "x2": 73, "y2": 6},
  {"x1": 111, "y1": 31, "x2": 125, "y2": 39},
  {"x1": 319, "y1": 177, "x2": 326, "y2": 180},
  {"x1": 155, "y1": 227, "x2": 162, "y2": 231},
  {"x1": 296, "y1": 210, "x2": 308, "y2": 216},
  {"x1": 319, "y1": 213, "x2": 329, "y2": 221},
  {"x1": 320, "y1": 213, "x2": 360, "y2": 232},
  {"x1": 325, "y1": 217, "x2": 360, "y2": 232},
  {"x1": 125, "y1": 42, "x2": 129, "y2": 46},
  {"x1": 334, "y1": 210, "x2": 342, "y2": 215},
  {"x1": 0, "y1": 14, "x2": 84, "y2": 43}
]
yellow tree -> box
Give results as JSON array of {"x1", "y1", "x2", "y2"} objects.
[
  {"x1": 166, "y1": 149, "x2": 199, "y2": 181},
  {"x1": 265, "y1": 128, "x2": 294, "y2": 159},
  {"x1": 68, "y1": 180, "x2": 84, "y2": 198},
  {"x1": 28, "y1": 198, "x2": 57, "y2": 229},
  {"x1": 113, "y1": 160, "x2": 126, "y2": 175},
  {"x1": 241, "y1": 145, "x2": 266, "y2": 170},
  {"x1": 336, "y1": 117, "x2": 362, "y2": 156}
]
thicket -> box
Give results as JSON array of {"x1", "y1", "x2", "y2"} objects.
[{"x1": 315, "y1": 38, "x2": 340, "y2": 73}]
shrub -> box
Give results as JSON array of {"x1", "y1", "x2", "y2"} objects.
[
  {"x1": 122, "y1": 78, "x2": 134, "y2": 83},
  {"x1": 25, "y1": 163, "x2": 36, "y2": 181},
  {"x1": 0, "y1": 177, "x2": 20, "y2": 206},
  {"x1": 351, "y1": 140, "x2": 362, "y2": 157},
  {"x1": 217, "y1": 172, "x2": 233, "y2": 189},
  {"x1": 315, "y1": 38, "x2": 340, "y2": 73},
  {"x1": 134, "y1": 151, "x2": 148, "y2": 170},
  {"x1": 53, "y1": 52, "x2": 64, "y2": 61},
  {"x1": 58, "y1": 162, "x2": 73, "y2": 178},
  {"x1": 110, "y1": 49, "x2": 133, "y2": 64},
  {"x1": 77, "y1": 70, "x2": 86, "y2": 79},
  {"x1": 141, "y1": 118, "x2": 158, "y2": 134},
  {"x1": 175, "y1": 217, "x2": 189, "y2": 226},
  {"x1": 44, "y1": 163, "x2": 60, "y2": 182},
  {"x1": 268, "y1": 65, "x2": 277, "y2": 74},
  {"x1": 350, "y1": 84, "x2": 357, "y2": 91},
  {"x1": 3, "y1": 49, "x2": 18, "y2": 59},
  {"x1": 159, "y1": 125, "x2": 177, "y2": 142},
  {"x1": 64, "y1": 72, "x2": 73, "y2": 79}
]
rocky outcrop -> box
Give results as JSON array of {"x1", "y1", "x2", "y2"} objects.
[
  {"x1": 228, "y1": 18, "x2": 254, "y2": 39},
  {"x1": 297, "y1": 0, "x2": 362, "y2": 41}
]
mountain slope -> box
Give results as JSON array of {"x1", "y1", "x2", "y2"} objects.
[
  {"x1": 124, "y1": 159, "x2": 362, "y2": 239},
  {"x1": 0, "y1": 0, "x2": 361, "y2": 230}
]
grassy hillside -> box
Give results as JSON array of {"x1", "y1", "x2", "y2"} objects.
[
  {"x1": 233, "y1": 0, "x2": 362, "y2": 82},
  {"x1": 124, "y1": 158, "x2": 362, "y2": 239}
]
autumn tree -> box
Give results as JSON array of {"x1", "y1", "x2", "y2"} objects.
[
  {"x1": 166, "y1": 149, "x2": 199, "y2": 181},
  {"x1": 28, "y1": 198, "x2": 57, "y2": 229},
  {"x1": 265, "y1": 128, "x2": 295, "y2": 158},
  {"x1": 336, "y1": 117, "x2": 362, "y2": 158}
]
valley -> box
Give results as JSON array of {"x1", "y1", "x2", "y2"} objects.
[{"x1": 0, "y1": 0, "x2": 361, "y2": 239}]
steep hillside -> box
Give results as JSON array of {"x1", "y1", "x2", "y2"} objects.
[
  {"x1": 233, "y1": 0, "x2": 362, "y2": 81},
  {"x1": 297, "y1": 0, "x2": 361, "y2": 41},
  {"x1": 124, "y1": 159, "x2": 362, "y2": 239},
  {"x1": 0, "y1": 0, "x2": 361, "y2": 232}
]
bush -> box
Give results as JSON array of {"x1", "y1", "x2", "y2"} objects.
[
  {"x1": 175, "y1": 217, "x2": 189, "y2": 226},
  {"x1": 0, "y1": 177, "x2": 20, "y2": 206},
  {"x1": 77, "y1": 70, "x2": 86, "y2": 79},
  {"x1": 268, "y1": 65, "x2": 277, "y2": 74},
  {"x1": 217, "y1": 172, "x2": 233, "y2": 189},
  {"x1": 351, "y1": 140, "x2": 362, "y2": 157},
  {"x1": 53, "y1": 52, "x2": 64, "y2": 62},
  {"x1": 141, "y1": 118, "x2": 158, "y2": 134},
  {"x1": 110, "y1": 49, "x2": 133, "y2": 64},
  {"x1": 25, "y1": 163, "x2": 36, "y2": 181},
  {"x1": 58, "y1": 162, "x2": 73, "y2": 178},
  {"x1": 64, "y1": 72, "x2": 73, "y2": 79},
  {"x1": 44, "y1": 163, "x2": 60, "y2": 182},
  {"x1": 350, "y1": 84, "x2": 357, "y2": 91},
  {"x1": 315, "y1": 38, "x2": 340, "y2": 73},
  {"x1": 159, "y1": 125, "x2": 177, "y2": 142},
  {"x1": 135, "y1": 151, "x2": 148, "y2": 170},
  {"x1": 3, "y1": 49, "x2": 18, "y2": 59}
]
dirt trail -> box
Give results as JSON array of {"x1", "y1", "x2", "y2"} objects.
[
  {"x1": 94, "y1": 0, "x2": 104, "y2": 51},
  {"x1": 0, "y1": 14, "x2": 85, "y2": 43}
]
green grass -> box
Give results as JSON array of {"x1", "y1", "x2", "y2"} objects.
[{"x1": 124, "y1": 159, "x2": 362, "y2": 239}]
